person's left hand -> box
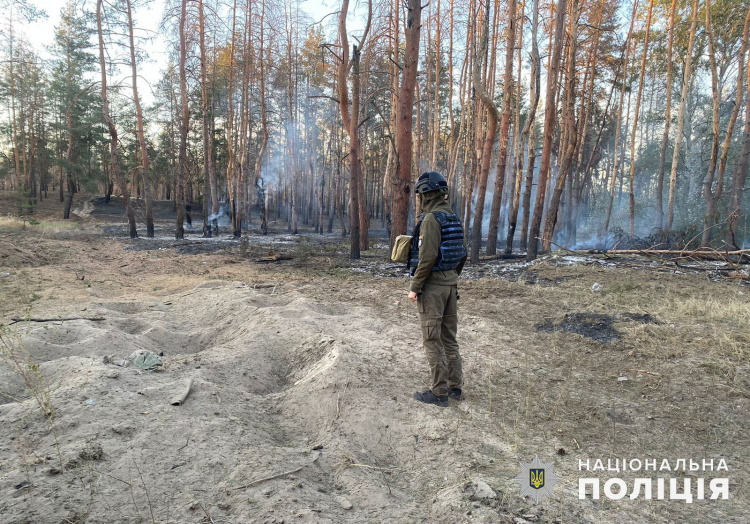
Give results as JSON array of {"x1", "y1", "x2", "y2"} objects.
[{"x1": 408, "y1": 291, "x2": 418, "y2": 302}]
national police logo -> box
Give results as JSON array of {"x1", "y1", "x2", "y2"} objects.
[{"x1": 513, "y1": 455, "x2": 561, "y2": 504}]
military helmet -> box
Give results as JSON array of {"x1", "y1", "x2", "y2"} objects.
[{"x1": 415, "y1": 171, "x2": 448, "y2": 194}]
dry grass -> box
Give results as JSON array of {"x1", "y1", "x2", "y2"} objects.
[
  {"x1": 0, "y1": 215, "x2": 79, "y2": 235},
  {"x1": 517, "y1": 262, "x2": 750, "y2": 362},
  {"x1": 0, "y1": 322, "x2": 55, "y2": 418}
]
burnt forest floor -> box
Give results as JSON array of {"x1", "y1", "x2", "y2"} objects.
[{"x1": 0, "y1": 191, "x2": 749, "y2": 524}]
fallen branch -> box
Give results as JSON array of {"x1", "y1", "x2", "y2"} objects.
[
  {"x1": 232, "y1": 453, "x2": 320, "y2": 490},
  {"x1": 593, "y1": 249, "x2": 750, "y2": 262},
  {"x1": 346, "y1": 463, "x2": 398, "y2": 472},
  {"x1": 478, "y1": 253, "x2": 527, "y2": 261},
  {"x1": 549, "y1": 240, "x2": 609, "y2": 259},
  {"x1": 629, "y1": 368, "x2": 660, "y2": 376},
  {"x1": 9, "y1": 317, "x2": 105, "y2": 325},
  {"x1": 232, "y1": 466, "x2": 303, "y2": 490},
  {"x1": 257, "y1": 253, "x2": 293, "y2": 262}
]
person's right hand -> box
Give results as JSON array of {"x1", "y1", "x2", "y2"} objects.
[{"x1": 408, "y1": 291, "x2": 418, "y2": 302}]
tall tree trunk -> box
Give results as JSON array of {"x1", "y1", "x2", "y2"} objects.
[
  {"x1": 470, "y1": 0, "x2": 499, "y2": 263},
  {"x1": 506, "y1": 0, "x2": 529, "y2": 253},
  {"x1": 728, "y1": 10, "x2": 750, "y2": 248},
  {"x1": 526, "y1": 0, "x2": 567, "y2": 261},
  {"x1": 604, "y1": 0, "x2": 638, "y2": 233},
  {"x1": 518, "y1": 0, "x2": 541, "y2": 252},
  {"x1": 338, "y1": 0, "x2": 359, "y2": 258},
  {"x1": 666, "y1": 0, "x2": 698, "y2": 231},
  {"x1": 97, "y1": 0, "x2": 137, "y2": 238},
  {"x1": 541, "y1": 0, "x2": 578, "y2": 252},
  {"x1": 63, "y1": 106, "x2": 75, "y2": 220},
  {"x1": 656, "y1": 0, "x2": 677, "y2": 229},
  {"x1": 354, "y1": 47, "x2": 370, "y2": 250},
  {"x1": 226, "y1": 0, "x2": 238, "y2": 234},
  {"x1": 8, "y1": 20, "x2": 22, "y2": 200},
  {"x1": 430, "y1": 0, "x2": 442, "y2": 170},
  {"x1": 486, "y1": 0, "x2": 517, "y2": 255},
  {"x1": 176, "y1": 0, "x2": 190, "y2": 239},
  {"x1": 626, "y1": 0, "x2": 653, "y2": 238},
  {"x1": 390, "y1": 0, "x2": 422, "y2": 248},
  {"x1": 520, "y1": 126, "x2": 536, "y2": 251},
  {"x1": 254, "y1": 0, "x2": 269, "y2": 235},
  {"x1": 702, "y1": 2, "x2": 748, "y2": 245},
  {"x1": 235, "y1": 2, "x2": 252, "y2": 238},
  {"x1": 199, "y1": 0, "x2": 218, "y2": 235},
  {"x1": 126, "y1": 0, "x2": 154, "y2": 237}
]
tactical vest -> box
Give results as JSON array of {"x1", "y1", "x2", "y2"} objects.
[{"x1": 408, "y1": 212, "x2": 467, "y2": 276}]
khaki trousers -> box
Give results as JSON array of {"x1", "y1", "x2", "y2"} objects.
[{"x1": 418, "y1": 284, "x2": 463, "y2": 397}]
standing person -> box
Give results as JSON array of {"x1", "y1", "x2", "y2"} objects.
[{"x1": 408, "y1": 171, "x2": 468, "y2": 407}]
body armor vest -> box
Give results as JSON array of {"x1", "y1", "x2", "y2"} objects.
[{"x1": 408, "y1": 212, "x2": 467, "y2": 276}]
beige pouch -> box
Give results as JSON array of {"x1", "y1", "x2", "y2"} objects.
[{"x1": 391, "y1": 235, "x2": 413, "y2": 263}]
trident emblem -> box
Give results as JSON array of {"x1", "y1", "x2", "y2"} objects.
[
  {"x1": 514, "y1": 455, "x2": 560, "y2": 503},
  {"x1": 530, "y1": 468, "x2": 545, "y2": 490}
]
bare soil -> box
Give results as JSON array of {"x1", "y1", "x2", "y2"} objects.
[{"x1": 1, "y1": 192, "x2": 749, "y2": 523}]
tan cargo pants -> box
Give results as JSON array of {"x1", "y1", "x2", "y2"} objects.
[{"x1": 418, "y1": 283, "x2": 463, "y2": 397}]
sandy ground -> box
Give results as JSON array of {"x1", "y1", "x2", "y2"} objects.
[{"x1": 1, "y1": 192, "x2": 749, "y2": 523}]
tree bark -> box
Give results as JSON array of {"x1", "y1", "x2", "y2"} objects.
[
  {"x1": 126, "y1": 0, "x2": 153, "y2": 237},
  {"x1": 337, "y1": 0, "x2": 359, "y2": 258},
  {"x1": 541, "y1": 0, "x2": 578, "y2": 252},
  {"x1": 97, "y1": 0, "x2": 137, "y2": 238},
  {"x1": 604, "y1": 0, "x2": 638, "y2": 233},
  {"x1": 526, "y1": 0, "x2": 566, "y2": 261},
  {"x1": 656, "y1": 0, "x2": 677, "y2": 229},
  {"x1": 486, "y1": 0, "x2": 517, "y2": 255},
  {"x1": 626, "y1": 0, "x2": 653, "y2": 238},
  {"x1": 390, "y1": 0, "x2": 422, "y2": 249},
  {"x1": 199, "y1": 0, "x2": 218, "y2": 235},
  {"x1": 666, "y1": 0, "x2": 699, "y2": 231},
  {"x1": 702, "y1": 2, "x2": 749, "y2": 245},
  {"x1": 728, "y1": 9, "x2": 750, "y2": 248},
  {"x1": 176, "y1": 0, "x2": 190, "y2": 239},
  {"x1": 470, "y1": 0, "x2": 499, "y2": 263}
]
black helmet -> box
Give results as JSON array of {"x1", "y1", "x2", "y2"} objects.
[{"x1": 415, "y1": 171, "x2": 448, "y2": 194}]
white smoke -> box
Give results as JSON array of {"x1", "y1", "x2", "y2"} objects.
[{"x1": 207, "y1": 205, "x2": 232, "y2": 226}]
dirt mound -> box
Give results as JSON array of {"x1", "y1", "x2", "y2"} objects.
[
  {"x1": 0, "y1": 241, "x2": 49, "y2": 268},
  {"x1": 0, "y1": 281, "x2": 428, "y2": 522}
]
